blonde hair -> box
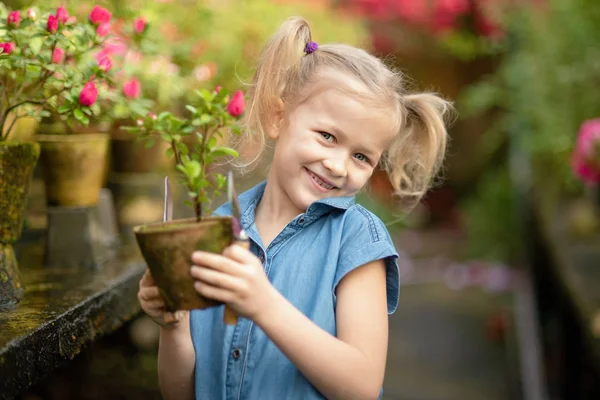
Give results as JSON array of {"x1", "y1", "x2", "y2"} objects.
[{"x1": 241, "y1": 17, "x2": 454, "y2": 208}]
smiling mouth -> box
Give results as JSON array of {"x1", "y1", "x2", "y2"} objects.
[{"x1": 305, "y1": 168, "x2": 337, "y2": 191}]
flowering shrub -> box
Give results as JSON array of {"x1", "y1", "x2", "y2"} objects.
[
  {"x1": 338, "y1": 0, "x2": 532, "y2": 60},
  {"x1": 124, "y1": 87, "x2": 245, "y2": 220},
  {"x1": 0, "y1": 4, "x2": 120, "y2": 140},
  {"x1": 572, "y1": 119, "x2": 600, "y2": 184}
]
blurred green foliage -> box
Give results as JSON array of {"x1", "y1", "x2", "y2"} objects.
[
  {"x1": 461, "y1": 0, "x2": 600, "y2": 193},
  {"x1": 459, "y1": 0, "x2": 600, "y2": 262}
]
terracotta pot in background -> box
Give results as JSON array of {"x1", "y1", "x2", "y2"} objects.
[
  {"x1": 133, "y1": 217, "x2": 233, "y2": 311},
  {"x1": 110, "y1": 131, "x2": 171, "y2": 174},
  {"x1": 37, "y1": 133, "x2": 110, "y2": 207},
  {"x1": 0, "y1": 141, "x2": 40, "y2": 307}
]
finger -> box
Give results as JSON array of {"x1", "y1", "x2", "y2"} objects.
[
  {"x1": 194, "y1": 281, "x2": 234, "y2": 304},
  {"x1": 139, "y1": 269, "x2": 155, "y2": 288},
  {"x1": 138, "y1": 286, "x2": 161, "y2": 301},
  {"x1": 191, "y1": 251, "x2": 240, "y2": 274},
  {"x1": 223, "y1": 244, "x2": 256, "y2": 264},
  {"x1": 190, "y1": 266, "x2": 244, "y2": 291},
  {"x1": 141, "y1": 298, "x2": 166, "y2": 311}
]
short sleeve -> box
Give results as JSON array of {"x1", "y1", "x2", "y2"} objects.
[{"x1": 333, "y1": 205, "x2": 400, "y2": 314}]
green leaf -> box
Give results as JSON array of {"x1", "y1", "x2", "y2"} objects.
[
  {"x1": 186, "y1": 105, "x2": 198, "y2": 114},
  {"x1": 211, "y1": 147, "x2": 239, "y2": 158},
  {"x1": 185, "y1": 160, "x2": 202, "y2": 178},
  {"x1": 165, "y1": 147, "x2": 174, "y2": 159},
  {"x1": 74, "y1": 108, "x2": 85, "y2": 121},
  {"x1": 176, "y1": 141, "x2": 189, "y2": 155},
  {"x1": 200, "y1": 114, "x2": 212, "y2": 125},
  {"x1": 207, "y1": 136, "x2": 217, "y2": 150},
  {"x1": 144, "y1": 137, "x2": 156, "y2": 149}
]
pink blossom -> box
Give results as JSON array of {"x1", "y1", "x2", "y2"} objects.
[
  {"x1": 89, "y1": 5, "x2": 111, "y2": 25},
  {"x1": 133, "y1": 18, "x2": 146, "y2": 34},
  {"x1": 47, "y1": 15, "x2": 59, "y2": 33},
  {"x1": 227, "y1": 90, "x2": 245, "y2": 117},
  {"x1": 7, "y1": 11, "x2": 21, "y2": 28},
  {"x1": 102, "y1": 37, "x2": 127, "y2": 56},
  {"x1": 51, "y1": 47, "x2": 64, "y2": 64},
  {"x1": 56, "y1": 6, "x2": 69, "y2": 24},
  {"x1": 98, "y1": 56, "x2": 112, "y2": 72},
  {"x1": 572, "y1": 119, "x2": 600, "y2": 184},
  {"x1": 122, "y1": 77, "x2": 141, "y2": 99},
  {"x1": 0, "y1": 42, "x2": 16, "y2": 55},
  {"x1": 79, "y1": 81, "x2": 98, "y2": 107},
  {"x1": 149, "y1": 112, "x2": 157, "y2": 120},
  {"x1": 27, "y1": 8, "x2": 36, "y2": 20},
  {"x1": 96, "y1": 22, "x2": 111, "y2": 36},
  {"x1": 214, "y1": 85, "x2": 222, "y2": 94},
  {"x1": 431, "y1": 0, "x2": 470, "y2": 34}
]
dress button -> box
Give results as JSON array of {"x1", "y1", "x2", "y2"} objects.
[
  {"x1": 299, "y1": 217, "x2": 305, "y2": 225},
  {"x1": 232, "y1": 348, "x2": 241, "y2": 360},
  {"x1": 259, "y1": 254, "x2": 265, "y2": 263}
]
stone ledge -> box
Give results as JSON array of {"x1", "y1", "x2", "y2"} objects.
[{"x1": 0, "y1": 238, "x2": 145, "y2": 400}]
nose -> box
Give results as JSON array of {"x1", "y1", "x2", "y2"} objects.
[{"x1": 322, "y1": 155, "x2": 347, "y2": 178}]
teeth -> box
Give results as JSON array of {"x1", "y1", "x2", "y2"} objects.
[{"x1": 309, "y1": 171, "x2": 334, "y2": 190}]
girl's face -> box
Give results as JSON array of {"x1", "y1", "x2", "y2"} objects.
[{"x1": 269, "y1": 74, "x2": 396, "y2": 214}]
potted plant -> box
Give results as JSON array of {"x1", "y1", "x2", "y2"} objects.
[
  {"x1": 0, "y1": 4, "x2": 138, "y2": 208},
  {"x1": 124, "y1": 86, "x2": 245, "y2": 311},
  {"x1": 0, "y1": 6, "x2": 39, "y2": 306}
]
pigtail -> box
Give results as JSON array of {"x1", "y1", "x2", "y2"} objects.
[
  {"x1": 382, "y1": 93, "x2": 453, "y2": 210},
  {"x1": 240, "y1": 17, "x2": 312, "y2": 168}
]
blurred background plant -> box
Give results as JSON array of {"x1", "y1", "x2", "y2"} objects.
[{"x1": 458, "y1": 0, "x2": 600, "y2": 261}]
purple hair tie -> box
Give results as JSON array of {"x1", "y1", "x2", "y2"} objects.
[{"x1": 304, "y1": 41, "x2": 318, "y2": 55}]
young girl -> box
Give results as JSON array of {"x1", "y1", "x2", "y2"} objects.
[{"x1": 138, "y1": 17, "x2": 451, "y2": 400}]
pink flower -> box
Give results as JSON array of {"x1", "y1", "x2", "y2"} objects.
[
  {"x1": 98, "y1": 56, "x2": 112, "y2": 72},
  {"x1": 96, "y1": 22, "x2": 111, "y2": 36},
  {"x1": 149, "y1": 112, "x2": 157, "y2": 120},
  {"x1": 89, "y1": 5, "x2": 111, "y2": 25},
  {"x1": 7, "y1": 11, "x2": 21, "y2": 28},
  {"x1": 79, "y1": 82, "x2": 98, "y2": 107},
  {"x1": 133, "y1": 18, "x2": 146, "y2": 34},
  {"x1": 47, "y1": 15, "x2": 59, "y2": 33},
  {"x1": 27, "y1": 8, "x2": 36, "y2": 20},
  {"x1": 51, "y1": 47, "x2": 64, "y2": 64},
  {"x1": 215, "y1": 85, "x2": 222, "y2": 94},
  {"x1": 56, "y1": 6, "x2": 69, "y2": 24},
  {"x1": 0, "y1": 42, "x2": 16, "y2": 55},
  {"x1": 572, "y1": 119, "x2": 600, "y2": 184},
  {"x1": 431, "y1": 0, "x2": 470, "y2": 34},
  {"x1": 122, "y1": 77, "x2": 141, "y2": 99},
  {"x1": 227, "y1": 90, "x2": 245, "y2": 117}
]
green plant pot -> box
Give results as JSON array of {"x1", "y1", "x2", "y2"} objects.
[
  {"x1": 36, "y1": 133, "x2": 110, "y2": 207},
  {"x1": 133, "y1": 217, "x2": 233, "y2": 311},
  {"x1": 0, "y1": 141, "x2": 40, "y2": 307}
]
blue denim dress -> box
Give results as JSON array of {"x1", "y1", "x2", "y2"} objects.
[{"x1": 190, "y1": 181, "x2": 399, "y2": 399}]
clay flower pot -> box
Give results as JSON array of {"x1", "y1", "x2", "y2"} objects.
[
  {"x1": 0, "y1": 141, "x2": 40, "y2": 307},
  {"x1": 133, "y1": 216, "x2": 233, "y2": 311},
  {"x1": 110, "y1": 130, "x2": 171, "y2": 174},
  {"x1": 36, "y1": 133, "x2": 110, "y2": 207}
]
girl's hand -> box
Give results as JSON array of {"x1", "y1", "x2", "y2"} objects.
[
  {"x1": 190, "y1": 245, "x2": 277, "y2": 320},
  {"x1": 138, "y1": 269, "x2": 187, "y2": 327}
]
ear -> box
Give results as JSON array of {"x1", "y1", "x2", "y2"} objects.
[{"x1": 266, "y1": 98, "x2": 286, "y2": 140}]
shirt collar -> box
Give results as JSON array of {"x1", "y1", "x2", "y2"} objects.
[{"x1": 239, "y1": 181, "x2": 355, "y2": 226}]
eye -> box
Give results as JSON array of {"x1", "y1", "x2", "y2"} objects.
[
  {"x1": 318, "y1": 131, "x2": 335, "y2": 143},
  {"x1": 354, "y1": 153, "x2": 370, "y2": 164}
]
